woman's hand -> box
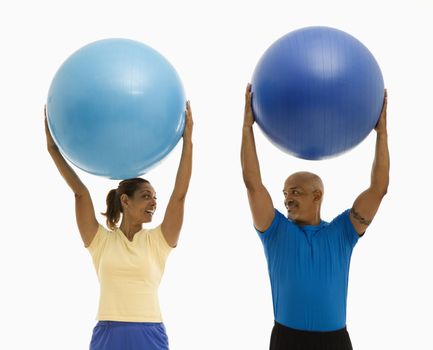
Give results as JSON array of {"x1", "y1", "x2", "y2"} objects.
[
  {"x1": 183, "y1": 100, "x2": 193, "y2": 142},
  {"x1": 44, "y1": 105, "x2": 57, "y2": 150}
]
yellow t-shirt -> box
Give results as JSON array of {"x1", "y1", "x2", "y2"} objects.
[{"x1": 87, "y1": 224, "x2": 172, "y2": 322}]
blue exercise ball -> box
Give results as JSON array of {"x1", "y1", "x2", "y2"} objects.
[
  {"x1": 251, "y1": 26, "x2": 384, "y2": 160},
  {"x1": 47, "y1": 38, "x2": 185, "y2": 179}
]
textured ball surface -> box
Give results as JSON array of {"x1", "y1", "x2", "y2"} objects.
[
  {"x1": 251, "y1": 26, "x2": 384, "y2": 159},
  {"x1": 47, "y1": 38, "x2": 185, "y2": 179}
]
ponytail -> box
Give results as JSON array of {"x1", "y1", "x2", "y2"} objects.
[{"x1": 102, "y1": 189, "x2": 122, "y2": 230}]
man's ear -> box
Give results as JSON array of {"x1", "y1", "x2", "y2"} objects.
[{"x1": 313, "y1": 189, "x2": 323, "y2": 202}]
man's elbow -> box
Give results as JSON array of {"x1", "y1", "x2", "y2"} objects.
[
  {"x1": 242, "y1": 171, "x2": 260, "y2": 190},
  {"x1": 372, "y1": 183, "x2": 388, "y2": 198},
  {"x1": 379, "y1": 188, "x2": 388, "y2": 198},
  {"x1": 371, "y1": 175, "x2": 389, "y2": 197},
  {"x1": 242, "y1": 177, "x2": 257, "y2": 192}
]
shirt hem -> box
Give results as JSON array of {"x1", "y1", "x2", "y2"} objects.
[{"x1": 97, "y1": 315, "x2": 163, "y2": 322}]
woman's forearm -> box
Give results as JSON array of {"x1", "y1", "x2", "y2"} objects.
[{"x1": 47, "y1": 145, "x2": 88, "y2": 196}]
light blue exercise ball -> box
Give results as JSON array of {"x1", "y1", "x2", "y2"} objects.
[{"x1": 47, "y1": 38, "x2": 185, "y2": 179}]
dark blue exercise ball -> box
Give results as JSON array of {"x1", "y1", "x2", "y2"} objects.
[{"x1": 251, "y1": 26, "x2": 384, "y2": 160}]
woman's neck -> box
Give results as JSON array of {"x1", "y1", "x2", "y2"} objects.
[{"x1": 119, "y1": 220, "x2": 142, "y2": 240}]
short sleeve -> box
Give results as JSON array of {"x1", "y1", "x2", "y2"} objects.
[
  {"x1": 256, "y1": 209, "x2": 284, "y2": 245},
  {"x1": 148, "y1": 225, "x2": 172, "y2": 265},
  {"x1": 87, "y1": 224, "x2": 109, "y2": 270},
  {"x1": 332, "y1": 210, "x2": 359, "y2": 249}
]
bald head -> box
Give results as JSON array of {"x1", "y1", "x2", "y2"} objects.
[
  {"x1": 282, "y1": 171, "x2": 324, "y2": 225},
  {"x1": 285, "y1": 171, "x2": 324, "y2": 193},
  {"x1": 284, "y1": 171, "x2": 325, "y2": 212}
]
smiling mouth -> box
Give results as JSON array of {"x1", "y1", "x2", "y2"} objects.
[
  {"x1": 286, "y1": 204, "x2": 298, "y2": 214},
  {"x1": 145, "y1": 210, "x2": 155, "y2": 216}
]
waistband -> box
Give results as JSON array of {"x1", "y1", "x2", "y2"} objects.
[
  {"x1": 274, "y1": 321, "x2": 348, "y2": 336},
  {"x1": 97, "y1": 321, "x2": 163, "y2": 327}
]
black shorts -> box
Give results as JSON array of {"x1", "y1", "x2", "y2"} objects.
[{"x1": 270, "y1": 321, "x2": 353, "y2": 350}]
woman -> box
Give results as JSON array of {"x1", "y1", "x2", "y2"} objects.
[{"x1": 45, "y1": 102, "x2": 193, "y2": 350}]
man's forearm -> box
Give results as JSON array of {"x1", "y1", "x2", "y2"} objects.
[
  {"x1": 241, "y1": 126, "x2": 263, "y2": 189},
  {"x1": 370, "y1": 131, "x2": 389, "y2": 195}
]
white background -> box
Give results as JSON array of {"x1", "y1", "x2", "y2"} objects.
[{"x1": 1, "y1": 0, "x2": 432, "y2": 349}]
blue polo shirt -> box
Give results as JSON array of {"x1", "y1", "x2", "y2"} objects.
[{"x1": 257, "y1": 209, "x2": 359, "y2": 331}]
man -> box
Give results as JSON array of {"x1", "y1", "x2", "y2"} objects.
[{"x1": 241, "y1": 83, "x2": 389, "y2": 350}]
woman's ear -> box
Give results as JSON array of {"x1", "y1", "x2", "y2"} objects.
[{"x1": 120, "y1": 193, "x2": 129, "y2": 209}]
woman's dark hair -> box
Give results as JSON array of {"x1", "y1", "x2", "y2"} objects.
[{"x1": 102, "y1": 178, "x2": 150, "y2": 230}]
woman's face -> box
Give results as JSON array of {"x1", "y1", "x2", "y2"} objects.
[{"x1": 124, "y1": 182, "x2": 157, "y2": 223}]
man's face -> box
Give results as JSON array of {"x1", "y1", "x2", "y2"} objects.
[{"x1": 283, "y1": 174, "x2": 320, "y2": 225}]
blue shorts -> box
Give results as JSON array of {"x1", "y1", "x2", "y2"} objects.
[{"x1": 90, "y1": 321, "x2": 169, "y2": 350}]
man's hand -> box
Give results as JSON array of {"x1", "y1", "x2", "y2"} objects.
[
  {"x1": 244, "y1": 83, "x2": 255, "y2": 128},
  {"x1": 375, "y1": 89, "x2": 387, "y2": 135}
]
